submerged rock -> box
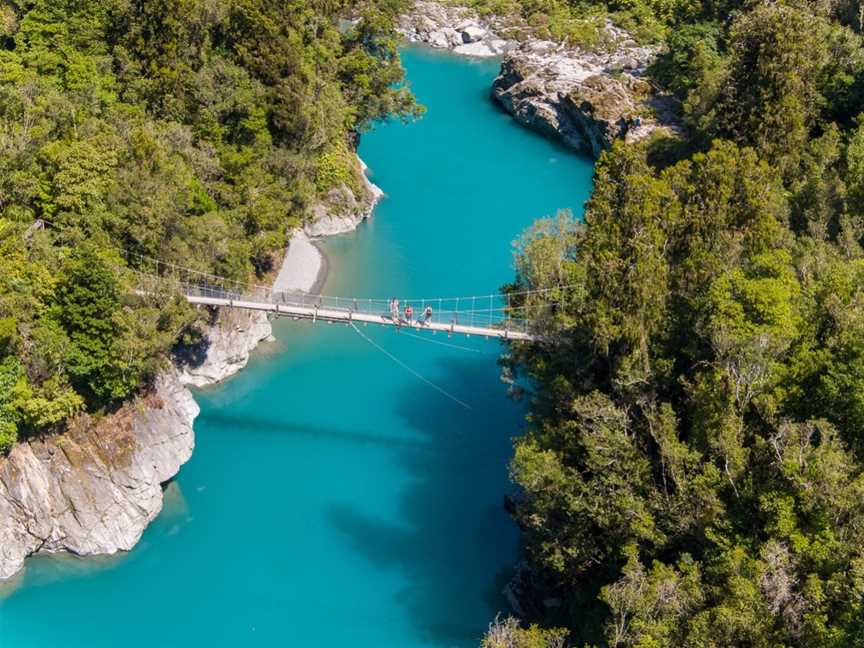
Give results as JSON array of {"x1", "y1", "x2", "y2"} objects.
[{"x1": 0, "y1": 371, "x2": 197, "y2": 580}]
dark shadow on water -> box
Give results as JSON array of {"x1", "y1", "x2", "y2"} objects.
[
  {"x1": 486, "y1": 565, "x2": 518, "y2": 615},
  {"x1": 328, "y1": 353, "x2": 523, "y2": 646},
  {"x1": 195, "y1": 412, "x2": 427, "y2": 452}
]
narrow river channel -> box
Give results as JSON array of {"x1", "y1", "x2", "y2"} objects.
[{"x1": 1, "y1": 46, "x2": 594, "y2": 647}]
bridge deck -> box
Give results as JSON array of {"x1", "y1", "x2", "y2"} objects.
[{"x1": 185, "y1": 295, "x2": 535, "y2": 341}]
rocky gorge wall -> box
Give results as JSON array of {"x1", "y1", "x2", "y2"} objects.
[
  {"x1": 491, "y1": 36, "x2": 662, "y2": 156},
  {"x1": 0, "y1": 371, "x2": 197, "y2": 581},
  {"x1": 0, "y1": 156, "x2": 382, "y2": 582},
  {"x1": 400, "y1": 0, "x2": 680, "y2": 156}
]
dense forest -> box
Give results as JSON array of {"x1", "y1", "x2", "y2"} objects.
[
  {"x1": 498, "y1": 0, "x2": 864, "y2": 645},
  {"x1": 0, "y1": 0, "x2": 417, "y2": 452}
]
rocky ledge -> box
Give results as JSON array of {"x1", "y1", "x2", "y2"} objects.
[
  {"x1": 0, "y1": 371, "x2": 197, "y2": 580},
  {"x1": 492, "y1": 26, "x2": 680, "y2": 156},
  {"x1": 399, "y1": 1, "x2": 679, "y2": 155},
  {"x1": 305, "y1": 158, "x2": 383, "y2": 238},
  {"x1": 176, "y1": 307, "x2": 273, "y2": 388},
  {"x1": 397, "y1": 0, "x2": 518, "y2": 57}
]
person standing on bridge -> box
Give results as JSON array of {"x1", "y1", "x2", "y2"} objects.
[
  {"x1": 421, "y1": 305, "x2": 433, "y2": 326},
  {"x1": 405, "y1": 303, "x2": 413, "y2": 326},
  {"x1": 390, "y1": 298, "x2": 399, "y2": 323}
]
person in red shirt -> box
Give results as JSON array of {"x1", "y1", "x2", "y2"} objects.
[{"x1": 405, "y1": 304, "x2": 413, "y2": 325}]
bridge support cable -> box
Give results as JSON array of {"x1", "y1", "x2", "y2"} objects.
[
  {"x1": 397, "y1": 330, "x2": 489, "y2": 354},
  {"x1": 349, "y1": 324, "x2": 472, "y2": 410}
]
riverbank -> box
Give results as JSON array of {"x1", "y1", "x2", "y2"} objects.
[
  {"x1": 0, "y1": 156, "x2": 380, "y2": 583},
  {"x1": 273, "y1": 232, "x2": 329, "y2": 297},
  {"x1": 397, "y1": 0, "x2": 519, "y2": 57}
]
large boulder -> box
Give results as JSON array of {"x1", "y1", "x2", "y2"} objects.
[{"x1": 461, "y1": 25, "x2": 487, "y2": 43}]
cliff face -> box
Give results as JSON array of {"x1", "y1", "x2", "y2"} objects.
[
  {"x1": 491, "y1": 31, "x2": 680, "y2": 156},
  {"x1": 0, "y1": 371, "x2": 197, "y2": 580},
  {"x1": 176, "y1": 307, "x2": 273, "y2": 388},
  {"x1": 0, "y1": 310, "x2": 271, "y2": 581}
]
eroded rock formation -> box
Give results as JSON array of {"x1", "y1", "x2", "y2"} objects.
[
  {"x1": 0, "y1": 371, "x2": 197, "y2": 580},
  {"x1": 492, "y1": 32, "x2": 679, "y2": 156}
]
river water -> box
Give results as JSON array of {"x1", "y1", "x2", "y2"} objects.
[{"x1": 1, "y1": 47, "x2": 593, "y2": 647}]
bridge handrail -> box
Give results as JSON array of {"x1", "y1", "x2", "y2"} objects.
[{"x1": 129, "y1": 269, "x2": 559, "y2": 336}]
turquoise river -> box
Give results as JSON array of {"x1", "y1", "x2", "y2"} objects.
[{"x1": 1, "y1": 47, "x2": 594, "y2": 647}]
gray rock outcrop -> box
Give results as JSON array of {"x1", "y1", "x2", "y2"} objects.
[
  {"x1": 305, "y1": 157, "x2": 383, "y2": 238},
  {"x1": 492, "y1": 29, "x2": 680, "y2": 156},
  {"x1": 176, "y1": 307, "x2": 273, "y2": 388},
  {"x1": 0, "y1": 371, "x2": 197, "y2": 580},
  {"x1": 398, "y1": 0, "x2": 518, "y2": 57}
]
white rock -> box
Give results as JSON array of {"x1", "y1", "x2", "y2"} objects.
[
  {"x1": 489, "y1": 39, "x2": 518, "y2": 55},
  {"x1": 461, "y1": 25, "x2": 486, "y2": 43},
  {"x1": 427, "y1": 29, "x2": 450, "y2": 48},
  {"x1": 177, "y1": 308, "x2": 272, "y2": 388},
  {"x1": 453, "y1": 41, "x2": 498, "y2": 57},
  {"x1": 398, "y1": 1, "x2": 519, "y2": 56},
  {"x1": 444, "y1": 27, "x2": 464, "y2": 47},
  {"x1": 0, "y1": 370, "x2": 197, "y2": 580},
  {"x1": 491, "y1": 30, "x2": 681, "y2": 156}
]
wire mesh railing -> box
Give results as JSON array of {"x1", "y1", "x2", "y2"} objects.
[{"x1": 128, "y1": 265, "x2": 554, "y2": 336}]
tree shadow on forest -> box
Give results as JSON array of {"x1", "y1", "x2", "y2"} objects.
[{"x1": 327, "y1": 353, "x2": 525, "y2": 646}]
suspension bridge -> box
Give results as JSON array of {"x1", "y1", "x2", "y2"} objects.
[
  {"x1": 128, "y1": 257, "x2": 556, "y2": 343},
  {"x1": 27, "y1": 218, "x2": 562, "y2": 342}
]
